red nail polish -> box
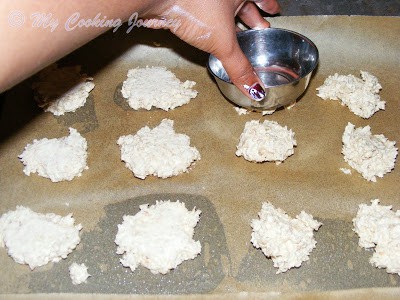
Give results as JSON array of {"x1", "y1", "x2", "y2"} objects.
[{"x1": 246, "y1": 83, "x2": 266, "y2": 101}]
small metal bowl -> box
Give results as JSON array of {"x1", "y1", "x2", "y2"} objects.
[{"x1": 207, "y1": 28, "x2": 319, "y2": 110}]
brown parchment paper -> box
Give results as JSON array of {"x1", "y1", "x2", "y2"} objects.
[{"x1": 0, "y1": 16, "x2": 399, "y2": 299}]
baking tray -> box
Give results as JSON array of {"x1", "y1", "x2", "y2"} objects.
[{"x1": 0, "y1": 16, "x2": 399, "y2": 299}]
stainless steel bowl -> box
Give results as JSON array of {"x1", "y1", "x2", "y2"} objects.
[{"x1": 207, "y1": 28, "x2": 319, "y2": 110}]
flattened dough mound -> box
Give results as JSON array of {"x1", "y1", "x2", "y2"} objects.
[
  {"x1": 115, "y1": 200, "x2": 201, "y2": 274},
  {"x1": 251, "y1": 202, "x2": 322, "y2": 274},
  {"x1": 32, "y1": 64, "x2": 95, "y2": 116},
  {"x1": 316, "y1": 71, "x2": 385, "y2": 118},
  {"x1": 0, "y1": 206, "x2": 82, "y2": 270},
  {"x1": 342, "y1": 122, "x2": 397, "y2": 182},
  {"x1": 236, "y1": 120, "x2": 296, "y2": 164},
  {"x1": 19, "y1": 128, "x2": 89, "y2": 182},
  {"x1": 353, "y1": 199, "x2": 400, "y2": 275},
  {"x1": 121, "y1": 66, "x2": 197, "y2": 111},
  {"x1": 117, "y1": 119, "x2": 200, "y2": 179}
]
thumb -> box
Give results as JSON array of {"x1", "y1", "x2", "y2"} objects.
[{"x1": 215, "y1": 39, "x2": 266, "y2": 102}]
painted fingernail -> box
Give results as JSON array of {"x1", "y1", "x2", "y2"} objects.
[{"x1": 244, "y1": 83, "x2": 266, "y2": 101}]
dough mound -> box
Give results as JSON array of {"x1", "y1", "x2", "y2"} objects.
[
  {"x1": 353, "y1": 199, "x2": 400, "y2": 275},
  {"x1": 0, "y1": 206, "x2": 82, "y2": 270},
  {"x1": 121, "y1": 66, "x2": 197, "y2": 111},
  {"x1": 251, "y1": 202, "x2": 322, "y2": 274},
  {"x1": 342, "y1": 122, "x2": 398, "y2": 182},
  {"x1": 316, "y1": 71, "x2": 385, "y2": 118},
  {"x1": 236, "y1": 120, "x2": 297, "y2": 163},
  {"x1": 32, "y1": 64, "x2": 95, "y2": 116},
  {"x1": 115, "y1": 200, "x2": 201, "y2": 274},
  {"x1": 69, "y1": 262, "x2": 91, "y2": 285},
  {"x1": 19, "y1": 128, "x2": 89, "y2": 182},
  {"x1": 117, "y1": 119, "x2": 200, "y2": 179}
]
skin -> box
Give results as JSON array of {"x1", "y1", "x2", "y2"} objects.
[{"x1": 0, "y1": 0, "x2": 280, "y2": 98}]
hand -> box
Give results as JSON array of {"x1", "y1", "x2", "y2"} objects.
[
  {"x1": 0, "y1": 0, "x2": 279, "y2": 94},
  {"x1": 149, "y1": 0, "x2": 280, "y2": 101}
]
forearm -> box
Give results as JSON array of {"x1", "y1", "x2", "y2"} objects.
[{"x1": 0, "y1": 0, "x2": 163, "y2": 92}]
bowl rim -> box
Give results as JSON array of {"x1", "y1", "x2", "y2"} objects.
[{"x1": 207, "y1": 27, "x2": 319, "y2": 87}]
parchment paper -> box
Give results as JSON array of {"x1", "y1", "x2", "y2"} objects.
[{"x1": 0, "y1": 16, "x2": 399, "y2": 299}]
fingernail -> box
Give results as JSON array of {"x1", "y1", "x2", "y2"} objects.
[{"x1": 244, "y1": 83, "x2": 266, "y2": 101}]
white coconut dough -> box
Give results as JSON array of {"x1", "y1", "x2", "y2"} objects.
[
  {"x1": 117, "y1": 119, "x2": 200, "y2": 179},
  {"x1": 32, "y1": 64, "x2": 95, "y2": 116},
  {"x1": 262, "y1": 109, "x2": 276, "y2": 116},
  {"x1": 234, "y1": 107, "x2": 249, "y2": 115},
  {"x1": 121, "y1": 66, "x2": 198, "y2": 111},
  {"x1": 236, "y1": 120, "x2": 297, "y2": 164},
  {"x1": 69, "y1": 262, "x2": 91, "y2": 285},
  {"x1": 115, "y1": 200, "x2": 201, "y2": 274},
  {"x1": 316, "y1": 71, "x2": 385, "y2": 118},
  {"x1": 342, "y1": 123, "x2": 397, "y2": 182},
  {"x1": 340, "y1": 168, "x2": 352, "y2": 175},
  {"x1": 19, "y1": 128, "x2": 89, "y2": 182},
  {"x1": 0, "y1": 206, "x2": 82, "y2": 270},
  {"x1": 251, "y1": 202, "x2": 322, "y2": 274},
  {"x1": 353, "y1": 199, "x2": 400, "y2": 276}
]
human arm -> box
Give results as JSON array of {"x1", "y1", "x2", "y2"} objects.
[{"x1": 0, "y1": 0, "x2": 280, "y2": 100}]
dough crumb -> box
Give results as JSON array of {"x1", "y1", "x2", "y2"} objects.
[
  {"x1": 316, "y1": 71, "x2": 385, "y2": 118},
  {"x1": 236, "y1": 120, "x2": 296, "y2": 164},
  {"x1": 115, "y1": 200, "x2": 201, "y2": 274},
  {"x1": 340, "y1": 168, "x2": 352, "y2": 175},
  {"x1": 262, "y1": 109, "x2": 276, "y2": 116},
  {"x1": 353, "y1": 199, "x2": 400, "y2": 276},
  {"x1": 234, "y1": 107, "x2": 249, "y2": 115},
  {"x1": 117, "y1": 119, "x2": 200, "y2": 179},
  {"x1": 0, "y1": 206, "x2": 82, "y2": 270},
  {"x1": 32, "y1": 64, "x2": 95, "y2": 116},
  {"x1": 19, "y1": 128, "x2": 89, "y2": 182},
  {"x1": 121, "y1": 66, "x2": 197, "y2": 111},
  {"x1": 69, "y1": 262, "x2": 91, "y2": 285},
  {"x1": 251, "y1": 202, "x2": 322, "y2": 274},
  {"x1": 342, "y1": 122, "x2": 397, "y2": 182}
]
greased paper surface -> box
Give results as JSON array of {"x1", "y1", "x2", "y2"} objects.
[{"x1": 0, "y1": 16, "x2": 399, "y2": 298}]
